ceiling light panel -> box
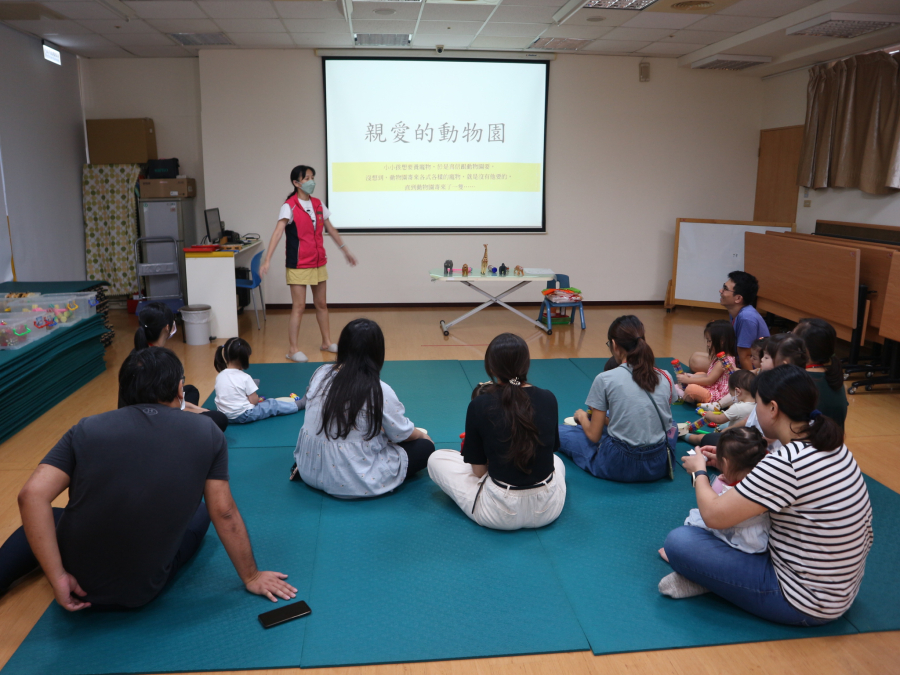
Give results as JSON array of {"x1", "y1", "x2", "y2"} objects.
[
  {"x1": 354, "y1": 32, "x2": 412, "y2": 46},
  {"x1": 168, "y1": 32, "x2": 234, "y2": 46},
  {"x1": 787, "y1": 13, "x2": 900, "y2": 39},
  {"x1": 691, "y1": 53, "x2": 771, "y2": 69},
  {"x1": 531, "y1": 37, "x2": 594, "y2": 50},
  {"x1": 583, "y1": 1, "x2": 661, "y2": 9}
]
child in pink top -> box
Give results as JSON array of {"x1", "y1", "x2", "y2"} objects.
[{"x1": 677, "y1": 320, "x2": 737, "y2": 405}]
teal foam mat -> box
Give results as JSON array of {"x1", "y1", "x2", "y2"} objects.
[
  {"x1": 2, "y1": 448, "x2": 321, "y2": 675},
  {"x1": 299, "y1": 473, "x2": 589, "y2": 667},
  {"x1": 7, "y1": 359, "x2": 900, "y2": 674}
]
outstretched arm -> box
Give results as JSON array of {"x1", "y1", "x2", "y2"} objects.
[
  {"x1": 260, "y1": 220, "x2": 288, "y2": 276},
  {"x1": 204, "y1": 479, "x2": 296, "y2": 602},
  {"x1": 18, "y1": 465, "x2": 90, "y2": 611}
]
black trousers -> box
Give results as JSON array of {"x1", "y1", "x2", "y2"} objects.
[
  {"x1": 183, "y1": 384, "x2": 228, "y2": 433},
  {"x1": 0, "y1": 504, "x2": 211, "y2": 602},
  {"x1": 399, "y1": 438, "x2": 437, "y2": 480}
]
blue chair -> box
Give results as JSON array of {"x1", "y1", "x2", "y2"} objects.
[
  {"x1": 236, "y1": 250, "x2": 267, "y2": 330},
  {"x1": 537, "y1": 273, "x2": 585, "y2": 332}
]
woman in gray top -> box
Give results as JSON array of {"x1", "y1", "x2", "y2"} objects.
[
  {"x1": 559, "y1": 315, "x2": 675, "y2": 482},
  {"x1": 292, "y1": 319, "x2": 435, "y2": 498}
]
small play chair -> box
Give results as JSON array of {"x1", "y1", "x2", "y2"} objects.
[
  {"x1": 235, "y1": 250, "x2": 267, "y2": 330},
  {"x1": 537, "y1": 273, "x2": 585, "y2": 332}
]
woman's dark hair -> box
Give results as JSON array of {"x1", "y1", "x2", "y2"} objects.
[
  {"x1": 716, "y1": 426, "x2": 768, "y2": 476},
  {"x1": 214, "y1": 337, "x2": 252, "y2": 372},
  {"x1": 286, "y1": 165, "x2": 316, "y2": 201},
  {"x1": 766, "y1": 333, "x2": 809, "y2": 368},
  {"x1": 319, "y1": 318, "x2": 385, "y2": 441},
  {"x1": 705, "y1": 319, "x2": 737, "y2": 358},
  {"x1": 750, "y1": 336, "x2": 769, "y2": 357},
  {"x1": 608, "y1": 315, "x2": 658, "y2": 392},
  {"x1": 603, "y1": 355, "x2": 620, "y2": 372},
  {"x1": 118, "y1": 347, "x2": 184, "y2": 407},
  {"x1": 484, "y1": 333, "x2": 541, "y2": 474},
  {"x1": 794, "y1": 318, "x2": 843, "y2": 392},
  {"x1": 728, "y1": 369, "x2": 757, "y2": 397},
  {"x1": 728, "y1": 270, "x2": 760, "y2": 307},
  {"x1": 756, "y1": 365, "x2": 843, "y2": 452},
  {"x1": 134, "y1": 302, "x2": 175, "y2": 350}
]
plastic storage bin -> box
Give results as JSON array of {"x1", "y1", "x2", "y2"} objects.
[{"x1": 180, "y1": 305, "x2": 211, "y2": 345}]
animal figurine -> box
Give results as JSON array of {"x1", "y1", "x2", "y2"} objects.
[
  {"x1": 443, "y1": 260, "x2": 453, "y2": 277},
  {"x1": 462, "y1": 264, "x2": 470, "y2": 277},
  {"x1": 481, "y1": 244, "x2": 489, "y2": 275},
  {"x1": 514, "y1": 265, "x2": 524, "y2": 276},
  {"x1": 499, "y1": 263, "x2": 508, "y2": 276}
]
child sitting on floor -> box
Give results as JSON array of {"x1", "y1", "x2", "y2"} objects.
[
  {"x1": 676, "y1": 320, "x2": 737, "y2": 406},
  {"x1": 681, "y1": 370, "x2": 756, "y2": 446},
  {"x1": 214, "y1": 337, "x2": 304, "y2": 424},
  {"x1": 658, "y1": 427, "x2": 771, "y2": 598}
]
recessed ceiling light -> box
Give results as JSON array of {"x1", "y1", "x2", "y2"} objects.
[
  {"x1": 586, "y1": 16, "x2": 606, "y2": 22},
  {"x1": 374, "y1": 8, "x2": 396, "y2": 14},
  {"x1": 691, "y1": 54, "x2": 771, "y2": 70},
  {"x1": 531, "y1": 37, "x2": 594, "y2": 50},
  {"x1": 354, "y1": 33, "x2": 412, "y2": 46},
  {"x1": 168, "y1": 32, "x2": 233, "y2": 46},
  {"x1": 671, "y1": 1, "x2": 714, "y2": 9},
  {"x1": 787, "y1": 13, "x2": 900, "y2": 39},
  {"x1": 582, "y1": 0, "x2": 661, "y2": 9}
]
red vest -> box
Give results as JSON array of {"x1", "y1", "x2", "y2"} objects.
[{"x1": 284, "y1": 194, "x2": 327, "y2": 269}]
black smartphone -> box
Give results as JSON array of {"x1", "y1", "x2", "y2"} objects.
[{"x1": 258, "y1": 600, "x2": 311, "y2": 629}]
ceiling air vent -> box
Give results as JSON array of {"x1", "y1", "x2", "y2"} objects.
[
  {"x1": 691, "y1": 54, "x2": 772, "y2": 70},
  {"x1": 531, "y1": 37, "x2": 594, "y2": 50},
  {"x1": 354, "y1": 33, "x2": 412, "y2": 47},
  {"x1": 787, "y1": 13, "x2": 900, "y2": 39},
  {"x1": 582, "y1": 0, "x2": 661, "y2": 9},
  {"x1": 168, "y1": 33, "x2": 233, "y2": 46}
]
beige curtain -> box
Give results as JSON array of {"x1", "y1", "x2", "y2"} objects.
[
  {"x1": 83, "y1": 164, "x2": 142, "y2": 296},
  {"x1": 798, "y1": 52, "x2": 900, "y2": 195}
]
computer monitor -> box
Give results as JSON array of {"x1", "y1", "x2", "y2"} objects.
[{"x1": 204, "y1": 208, "x2": 223, "y2": 243}]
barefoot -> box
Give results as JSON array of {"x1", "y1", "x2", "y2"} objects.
[{"x1": 658, "y1": 547, "x2": 669, "y2": 563}]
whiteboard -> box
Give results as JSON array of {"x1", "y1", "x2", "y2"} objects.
[{"x1": 673, "y1": 220, "x2": 793, "y2": 306}]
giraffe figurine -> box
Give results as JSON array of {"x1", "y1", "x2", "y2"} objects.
[{"x1": 480, "y1": 244, "x2": 489, "y2": 276}]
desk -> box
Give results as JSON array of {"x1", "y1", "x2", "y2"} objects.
[
  {"x1": 185, "y1": 241, "x2": 263, "y2": 339},
  {"x1": 430, "y1": 268, "x2": 555, "y2": 335}
]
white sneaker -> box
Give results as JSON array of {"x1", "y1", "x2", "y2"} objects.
[
  {"x1": 320, "y1": 343, "x2": 338, "y2": 353},
  {"x1": 286, "y1": 351, "x2": 308, "y2": 363}
]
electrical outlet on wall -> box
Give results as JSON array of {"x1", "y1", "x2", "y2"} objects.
[{"x1": 803, "y1": 200, "x2": 812, "y2": 207}]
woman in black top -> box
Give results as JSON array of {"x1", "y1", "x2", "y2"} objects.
[
  {"x1": 792, "y1": 318, "x2": 848, "y2": 429},
  {"x1": 427, "y1": 333, "x2": 566, "y2": 530}
]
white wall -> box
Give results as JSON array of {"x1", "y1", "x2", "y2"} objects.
[
  {"x1": 80, "y1": 58, "x2": 207, "y2": 242},
  {"x1": 200, "y1": 50, "x2": 764, "y2": 305},
  {"x1": 0, "y1": 135, "x2": 11, "y2": 282},
  {"x1": 762, "y1": 67, "x2": 900, "y2": 233},
  {"x1": 0, "y1": 24, "x2": 86, "y2": 281}
]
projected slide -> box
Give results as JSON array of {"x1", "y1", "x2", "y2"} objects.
[{"x1": 324, "y1": 58, "x2": 548, "y2": 232}]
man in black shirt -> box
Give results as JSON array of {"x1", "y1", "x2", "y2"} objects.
[{"x1": 2, "y1": 348, "x2": 295, "y2": 610}]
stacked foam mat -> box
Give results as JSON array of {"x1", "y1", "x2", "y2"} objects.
[
  {"x1": 3, "y1": 359, "x2": 898, "y2": 674},
  {"x1": 0, "y1": 282, "x2": 109, "y2": 444}
]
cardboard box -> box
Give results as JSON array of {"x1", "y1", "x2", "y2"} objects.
[
  {"x1": 86, "y1": 118, "x2": 157, "y2": 164},
  {"x1": 139, "y1": 178, "x2": 196, "y2": 199}
]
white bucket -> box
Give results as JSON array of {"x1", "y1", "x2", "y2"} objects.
[{"x1": 180, "y1": 304, "x2": 212, "y2": 346}]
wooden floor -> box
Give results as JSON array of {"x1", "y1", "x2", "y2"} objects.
[{"x1": 1, "y1": 304, "x2": 899, "y2": 675}]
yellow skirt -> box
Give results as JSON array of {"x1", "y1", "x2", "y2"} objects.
[{"x1": 286, "y1": 266, "x2": 328, "y2": 286}]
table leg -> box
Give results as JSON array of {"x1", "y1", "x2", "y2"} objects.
[{"x1": 439, "y1": 281, "x2": 552, "y2": 335}]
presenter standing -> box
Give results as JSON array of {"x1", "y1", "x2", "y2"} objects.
[{"x1": 261, "y1": 165, "x2": 357, "y2": 363}]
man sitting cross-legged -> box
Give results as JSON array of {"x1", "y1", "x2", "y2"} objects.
[{"x1": 0, "y1": 347, "x2": 295, "y2": 610}]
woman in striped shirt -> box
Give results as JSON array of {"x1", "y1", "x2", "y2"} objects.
[{"x1": 663, "y1": 364, "x2": 873, "y2": 625}]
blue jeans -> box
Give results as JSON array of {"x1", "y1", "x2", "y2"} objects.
[
  {"x1": 664, "y1": 525, "x2": 831, "y2": 626},
  {"x1": 232, "y1": 398, "x2": 298, "y2": 424},
  {"x1": 558, "y1": 425, "x2": 669, "y2": 482}
]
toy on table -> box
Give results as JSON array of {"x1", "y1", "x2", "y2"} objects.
[
  {"x1": 443, "y1": 260, "x2": 453, "y2": 277},
  {"x1": 717, "y1": 351, "x2": 737, "y2": 375},
  {"x1": 489, "y1": 266, "x2": 497, "y2": 274},
  {"x1": 671, "y1": 359, "x2": 686, "y2": 376},
  {"x1": 481, "y1": 244, "x2": 489, "y2": 275},
  {"x1": 462, "y1": 264, "x2": 470, "y2": 277},
  {"x1": 514, "y1": 265, "x2": 524, "y2": 276},
  {"x1": 499, "y1": 263, "x2": 508, "y2": 276}
]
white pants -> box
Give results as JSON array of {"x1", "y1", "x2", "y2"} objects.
[{"x1": 427, "y1": 450, "x2": 567, "y2": 531}]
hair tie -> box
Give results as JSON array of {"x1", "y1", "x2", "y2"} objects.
[
  {"x1": 810, "y1": 409, "x2": 822, "y2": 422},
  {"x1": 509, "y1": 377, "x2": 521, "y2": 386}
]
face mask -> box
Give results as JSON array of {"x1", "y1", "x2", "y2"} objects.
[{"x1": 300, "y1": 179, "x2": 316, "y2": 195}]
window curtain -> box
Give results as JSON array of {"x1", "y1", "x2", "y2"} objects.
[
  {"x1": 83, "y1": 164, "x2": 141, "y2": 296},
  {"x1": 798, "y1": 51, "x2": 900, "y2": 196}
]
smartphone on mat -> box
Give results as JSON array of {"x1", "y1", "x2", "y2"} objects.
[{"x1": 258, "y1": 601, "x2": 311, "y2": 629}]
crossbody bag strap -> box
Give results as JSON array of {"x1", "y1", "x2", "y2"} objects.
[{"x1": 641, "y1": 380, "x2": 676, "y2": 480}]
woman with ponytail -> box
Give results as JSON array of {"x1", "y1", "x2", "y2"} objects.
[
  {"x1": 130, "y1": 302, "x2": 229, "y2": 432},
  {"x1": 292, "y1": 319, "x2": 433, "y2": 498},
  {"x1": 428, "y1": 333, "x2": 566, "y2": 530},
  {"x1": 260, "y1": 165, "x2": 358, "y2": 364},
  {"x1": 665, "y1": 365, "x2": 872, "y2": 625},
  {"x1": 793, "y1": 318, "x2": 848, "y2": 428},
  {"x1": 559, "y1": 315, "x2": 675, "y2": 482}
]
